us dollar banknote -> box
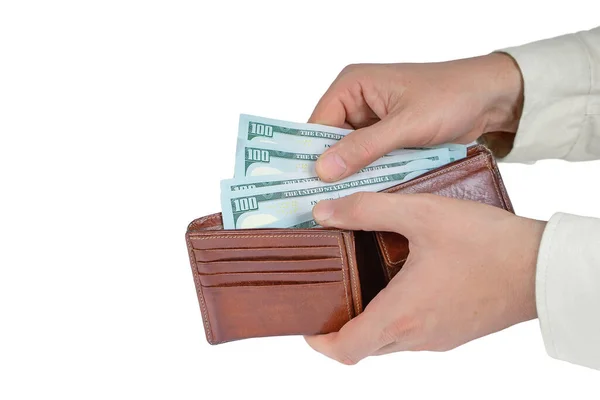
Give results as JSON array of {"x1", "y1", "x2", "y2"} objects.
[
  {"x1": 219, "y1": 114, "x2": 470, "y2": 229},
  {"x1": 234, "y1": 141, "x2": 451, "y2": 178},
  {"x1": 221, "y1": 163, "x2": 441, "y2": 229},
  {"x1": 238, "y1": 114, "x2": 349, "y2": 153},
  {"x1": 225, "y1": 148, "x2": 448, "y2": 191},
  {"x1": 238, "y1": 113, "x2": 468, "y2": 162}
]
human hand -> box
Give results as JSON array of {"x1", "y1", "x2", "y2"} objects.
[
  {"x1": 310, "y1": 53, "x2": 523, "y2": 181},
  {"x1": 305, "y1": 193, "x2": 545, "y2": 365}
]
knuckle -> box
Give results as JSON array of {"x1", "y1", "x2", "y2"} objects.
[
  {"x1": 379, "y1": 315, "x2": 421, "y2": 345},
  {"x1": 348, "y1": 192, "x2": 369, "y2": 221},
  {"x1": 339, "y1": 63, "x2": 374, "y2": 81},
  {"x1": 340, "y1": 63, "x2": 359, "y2": 75},
  {"x1": 352, "y1": 136, "x2": 378, "y2": 162}
]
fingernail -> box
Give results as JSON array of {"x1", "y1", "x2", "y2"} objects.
[
  {"x1": 318, "y1": 152, "x2": 346, "y2": 181},
  {"x1": 313, "y1": 200, "x2": 334, "y2": 223}
]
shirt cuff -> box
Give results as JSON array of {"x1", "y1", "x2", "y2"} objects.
[
  {"x1": 536, "y1": 212, "x2": 600, "y2": 369},
  {"x1": 497, "y1": 32, "x2": 592, "y2": 162}
]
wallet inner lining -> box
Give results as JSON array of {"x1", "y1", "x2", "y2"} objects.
[{"x1": 354, "y1": 231, "x2": 388, "y2": 307}]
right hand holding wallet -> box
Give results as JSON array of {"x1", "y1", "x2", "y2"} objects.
[{"x1": 186, "y1": 145, "x2": 513, "y2": 344}]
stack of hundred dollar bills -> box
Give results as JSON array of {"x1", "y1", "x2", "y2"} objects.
[{"x1": 220, "y1": 114, "x2": 467, "y2": 230}]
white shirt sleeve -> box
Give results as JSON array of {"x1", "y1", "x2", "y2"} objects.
[
  {"x1": 497, "y1": 27, "x2": 600, "y2": 369},
  {"x1": 536, "y1": 213, "x2": 600, "y2": 370},
  {"x1": 500, "y1": 27, "x2": 600, "y2": 162}
]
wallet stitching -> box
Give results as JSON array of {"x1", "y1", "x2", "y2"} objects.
[
  {"x1": 189, "y1": 234, "x2": 342, "y2": 240},
  {"x1": 198, "y1": 245, "x2": 339, "y2": 251},
  {"x1": 342, "y1": 233, "x2": 360, "y2": 316},
  {"x1": 336, "y1": 235, "x2": 353, "y2": 322},
  {"x1": 379, "y1": 234, "x2": 399, "y2": 267},
  {"x1": 349, "y1": 236, "x2": 360, "y2": 315},
  {"x1": 378, "y1": 154, "x2": 486, "y2": 267},
  {"x1": 185, "y1": 233, "x2": 215, "y2": 343}
]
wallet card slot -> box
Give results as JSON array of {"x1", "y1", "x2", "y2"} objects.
[
  {"x1": 198, "y1": 270, "x2": 343, "y2": 287},
  {"x1": 196, "y1": 258, "x2": 343, "y2": 274},
  {"x1": 200, "y1": 281, "x2": 353, "y2": 343},
  {"x1": 193, "y1": 246, "x2": 341, "y2": 262},
  {"x1": 204, "y1": 281, "x2": 338, "y2": 287},
  {"x1": 202, "y1": 245, "x2": 340, "y2": 251},
  {"x1": 189, "y1": 232, "x2": 343, "y2": 250}
]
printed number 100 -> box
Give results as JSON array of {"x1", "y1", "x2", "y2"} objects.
[
  {"x1": 233, "y1": 197, "x2": 258, "y2": 212},
  {"x1": 247, "y1": 149, "x2": 270, "y2": 162},
  {"x1": 249, "y1": 123, "x2": 273, "y2": 137}
]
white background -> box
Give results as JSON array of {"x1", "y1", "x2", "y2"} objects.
[{"x1": 1, "y1": 1, "x2": 599, "y2": 399}]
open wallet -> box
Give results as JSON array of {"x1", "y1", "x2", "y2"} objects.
[{"x1": 185, "y1": 144, "x2": 514, "y2": 344}]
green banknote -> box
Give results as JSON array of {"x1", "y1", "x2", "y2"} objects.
[
  {"x1": 225, "y1": 148, "x2": 448, "y2": 192},
  {"x1": 221, "y1": 164, "x2": 436, "y2": 229},
  {"x1": 234, "y1": 142, "x2": 450, "y2": 178},
  {"x1": 221, "y1": 114, "x2": 470, "y2": 229},
  {"x1": 238, "y1": 114, "x2": 468, "y2": 162},
  {"x1": 238, "y1": 114, "x2": 350, "y2": 153}
]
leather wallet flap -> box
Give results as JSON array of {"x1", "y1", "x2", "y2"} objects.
[
  {"x1": 185, "y1": 215, "x2": 363, "y2": 344},
  {"x1": 374, "y1": 145, "x2": 514, "y2": 280}
]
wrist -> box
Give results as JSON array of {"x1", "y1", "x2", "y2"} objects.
[
  {"x1": 511, "y1": 217, "x2": 546, "y2": 323},
  {"x1": 481, "y1": 52, "x2": 524, "y2": 133}
]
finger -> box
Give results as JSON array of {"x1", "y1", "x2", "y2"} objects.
[
  {"x1": 315, "y1": 116, "x2": 421, "y2": 182},
  {"x1": 308, "y1": 91, "x2": 348, "y2": 127},
  {"x1": 308, "y1": 74, "x2": 379, "y2": 130},
  {"x1": 312, "y1": 192, "x2": 434, "y2": 239},
  {"x1": 304, "y1": 307, "x2": 391, "y2": 365}
]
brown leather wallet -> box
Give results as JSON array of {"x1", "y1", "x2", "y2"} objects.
[{"x1": 185, "y1": 145, "x2": 513, "y2": 344}]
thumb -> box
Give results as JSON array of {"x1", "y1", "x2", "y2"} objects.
[
  {"x1": 312, "y1": 192, "x2": 434, "y2": 241},
  {"x1": 316, "y1": 116, "x2": 421, "y2": 182},
  {"x1": 305, "y1": 277, "x2": 417, "y2": 364},
  {"x1": 304, "y1": 307, "x2": 388, "y2": 365}
]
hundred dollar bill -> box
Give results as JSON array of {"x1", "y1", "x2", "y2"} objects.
[
  {"x1": 238, "y1": 113, "x2": 469, "y2": 161},
  {"x1": 238, "y1": 114, "x2": 350, "y2": 152},
  {"x1": 226, "y1": 148, "x2": 448, "y2": 192},
  {"x1": 223, "y1": 173, "x2": 321, "y2": 193},
  {"x1": 234, "y1": 141, "x2": 450, "y2": 178},
  {"x1": 221, "y1": 164, "x2": 436, "y2": 230},
  {"x1": 224, "y1": 148, "x2": 449, "y2": 192}
]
